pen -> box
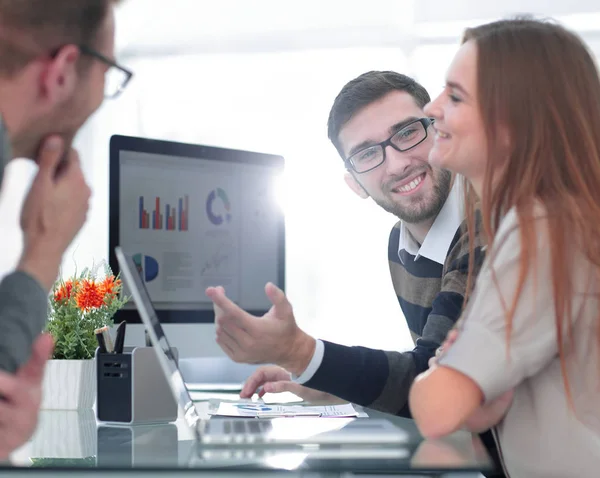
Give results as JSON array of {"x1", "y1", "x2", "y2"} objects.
[
  {"x1": 113, "y1": 321, "x2": 127, "y2": 354},
  {"x1": 95, "y1": 326, "x2": 114, "y2": 353},
  {"x1": 95, "y1": 330, "x2": 108, "y2": 354}
]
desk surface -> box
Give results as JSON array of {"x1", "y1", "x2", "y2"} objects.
[{"x1": 8, "y1": 394, "x2": 493, "y2": 476}]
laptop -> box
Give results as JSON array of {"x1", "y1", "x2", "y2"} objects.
[{"x1": 116, "y1": 246, "x2": 409, "y2": 446}]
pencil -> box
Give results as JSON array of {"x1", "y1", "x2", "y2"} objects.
[{"x1": 95, "y1": 326, "x2": 114, "y2": 353}]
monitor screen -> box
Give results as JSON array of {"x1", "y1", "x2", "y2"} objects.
[{"x1": 109, "y1": 135, "x2": 285, "y2": 323}]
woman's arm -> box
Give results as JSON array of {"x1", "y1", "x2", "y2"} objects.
[
  {"x1": 415, "y1": 329, "x2": 515, "y2": 437},
  {"x1": 409, "y1": 365, "x2": 483, "y2": 438}
]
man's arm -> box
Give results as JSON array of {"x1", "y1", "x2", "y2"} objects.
[
  {"x1": 232, "y1": 220, "x2": 486, "y2": 414},
  {"x1": 0, "y1": 272, "x2": 50, "y2": 374},
  {"x1": 301, "y1": 289, "x2": 467, "y2": 415},
  {"x1": 0, "y1": 136, "x2": 90, "y2": 373}
]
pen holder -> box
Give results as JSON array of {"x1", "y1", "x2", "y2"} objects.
[{"x1": 96, "y1": 346, "x2": 178, "y2": 425}]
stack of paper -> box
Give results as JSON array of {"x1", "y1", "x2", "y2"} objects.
[{"x1": 212, "y1": 402, "x2": 359, "y2": 418}]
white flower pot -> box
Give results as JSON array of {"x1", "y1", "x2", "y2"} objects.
[
  {"x1": 28, "y1": 409, "x2": 97, "y2": 459},
  {"x1": 41, "y1": 359, "x2": 96, "y2": 410}
]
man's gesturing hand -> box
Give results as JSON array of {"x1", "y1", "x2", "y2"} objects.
[{"x1": 206, "y1": 283, "x2": 316, "y2": 377}]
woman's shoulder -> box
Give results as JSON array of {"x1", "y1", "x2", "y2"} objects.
[
  {"x1": 490, "y1": 202, "x2": 550, "y2": 265},
  {"x1": 496, "y1": 202, "x2": 548, "y2": 240}
]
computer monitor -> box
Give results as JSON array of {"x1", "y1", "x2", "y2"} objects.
[{"x1": 109, "y1": 134, "x2": 285, "y2": 324}]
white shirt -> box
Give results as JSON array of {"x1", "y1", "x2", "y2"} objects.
[
  {"x1": 294, "y1": 179, "x2": 465, "y2": 384},
  {"x1": 397, "y1": 178, "x2": 464, "y2": 264}
]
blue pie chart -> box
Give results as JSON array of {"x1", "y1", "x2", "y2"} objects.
[
  {"x1": 235, "y1": 404, "x2": 273, "y2": 412},
  {"x1": 132, "y1": 253, "x2": 159, "y2": 282}
]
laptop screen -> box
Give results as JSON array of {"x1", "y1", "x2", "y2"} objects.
[{"x1": 115, "y1": 246, "x2": 201, "y2": 428}]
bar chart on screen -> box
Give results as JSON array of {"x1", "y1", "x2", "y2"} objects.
[{"x1": 138, "y1": 195, "x2": 190, "y2": 231}]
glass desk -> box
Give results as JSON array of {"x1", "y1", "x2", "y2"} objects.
[{"x1": 6, "y1": 394, "x2": 494, "y2": 476}]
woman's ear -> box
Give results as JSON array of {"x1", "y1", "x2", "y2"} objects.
[{"x1": 344, "y1": 172, "x2": 369, "y2": 199}]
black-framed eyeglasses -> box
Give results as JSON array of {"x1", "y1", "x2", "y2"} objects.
[
  {"x1": 79, "y1": 45, "x2": 133, "y2": 99},
  {"x1": 344, "y1": 117, "x2": 434, "y2": 174}
]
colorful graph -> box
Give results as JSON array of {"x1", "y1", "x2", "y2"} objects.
[
  {"x1": 132, "y1": 253, "x2": 159, "y2": 282},
  {"x1": 235, "y1": 404, "x2": 273, "y2": 412},
  {"x1": 139, "y1": 195, "x2": 189, "y2": 231},
  {"x1": 206, "y1": 188, "x2": 231, "y2": 226}
]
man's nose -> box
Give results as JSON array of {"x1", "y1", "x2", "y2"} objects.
[{"x1": 384, "y1": 146, "x2": 412, "y2": 175}]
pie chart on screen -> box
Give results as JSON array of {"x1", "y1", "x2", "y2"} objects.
[{"x1": 132, "y1": 253, "x2": 159, "y2": 282}]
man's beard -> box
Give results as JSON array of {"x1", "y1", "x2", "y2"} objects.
[{"x1": 374, "y1": 169, "x2": 452, "y2": 224}]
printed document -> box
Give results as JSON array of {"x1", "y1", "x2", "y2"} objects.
[{"x1": 213, "y1": 402, "x2": 359, "y2": 418}]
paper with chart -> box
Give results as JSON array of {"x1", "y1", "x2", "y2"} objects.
[{"x1": 213, "y1": 402, "x2": 359, "y2": 418}]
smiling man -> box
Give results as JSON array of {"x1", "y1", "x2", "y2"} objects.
[
  {"x1": 207, "y1": 71, "x2": 477, "y2": 412},
  {"x1": 207, "y1": 71, "x2": 499, "y2": 475}
]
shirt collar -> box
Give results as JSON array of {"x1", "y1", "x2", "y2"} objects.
[{"x1": 397, "y1": 179, "x2": 464, "y2": 265}]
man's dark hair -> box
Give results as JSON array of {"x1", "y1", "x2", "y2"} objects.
[
  {"x1": 0, "y1": 0, "x2": 121, "y2": 77},
  {"x1": 327, "y1": 71, "x2": 431, "y2": 158}
]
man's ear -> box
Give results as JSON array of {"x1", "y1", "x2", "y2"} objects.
[
  {"x1": 39, "y1": 45, "x2": 80, "y2": 105},
  {"x1": 344, "y1": 171, "x2": 369, "y2": 199}
]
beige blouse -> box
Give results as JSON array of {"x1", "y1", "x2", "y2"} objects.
[{"x1": 439, "y1": 206, "x2": 600, "y2": 478}]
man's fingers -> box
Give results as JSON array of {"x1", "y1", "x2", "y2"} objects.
[
  {"x1": 265, "y1": 282, "x2": 293, "y2": 317},
  {"x1": 55, "y1": 154, "x2": 88, "y2": 195},
  {"x1": 493, "y1": 389, "x2": 514, "y2": 407},
  {"x1": 207, "y1": 286, "x2": 255, "y2": 331},
  {"x1": 262, "y1": 380, "x2": 305, "y2": 396},
  {"x1": 240, "y1": 366, "x2": 291, "y2": 398},
  {"x1": 436, "y1": 329, "x2": 460, "y2": 359},
  {"x1": 445, "y1": 329, "x2": 459, "y2": 345},
  {"x1": 0, "y1": 372, "x2": 20, "y2": 403},
  {"x1": 215, "y1": 322, "x2": 255, "y2": 363},
  {"x1": 215, "y1": 331, "x2": 238, "y2": 363},
  {"x1": 217, "y1": 317, "x2": 254, "y2": 352},
  {"x1": 35, "y1": 136, "x2": 65, "y2": 181},
  {"x1": 240, "y1": 369, "x2": 270, "y2": 398},
  {"x1": 18, "y1": 334, "x2": 54, "y2": 382}
]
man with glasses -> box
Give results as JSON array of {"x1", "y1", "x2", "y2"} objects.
[
  {"x1": 0, "y1": 0, "x2": 130, "y2": 459},
  {"x1": 207, "y1": 71, "x2": 467, "y2": 407}
]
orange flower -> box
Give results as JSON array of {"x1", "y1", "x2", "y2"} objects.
[
  {"x1": 54, "y1": 280, "x2": 76, "y2": 302},
  {"x1": 75, "y1": 279, "x2": 105, "y2": 311},
  {"x1": 99, "y1": 276, "x2": 121, "y2": 299}
]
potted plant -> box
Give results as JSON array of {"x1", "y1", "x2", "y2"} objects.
[{"x1": 42, "y1": 262, "x2": 128, "y2": 410}]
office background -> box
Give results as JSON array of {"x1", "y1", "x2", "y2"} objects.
[{"x1": 1, "y1": 0, "x2": 599, "y2": 357}]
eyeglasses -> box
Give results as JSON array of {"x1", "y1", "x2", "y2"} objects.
[
  {"x1": 79, "y1": 45, "x2": 133, "y2": 99},
  {"x1": 344, "y1": 117, "x2": 434, "y2": 174}
]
